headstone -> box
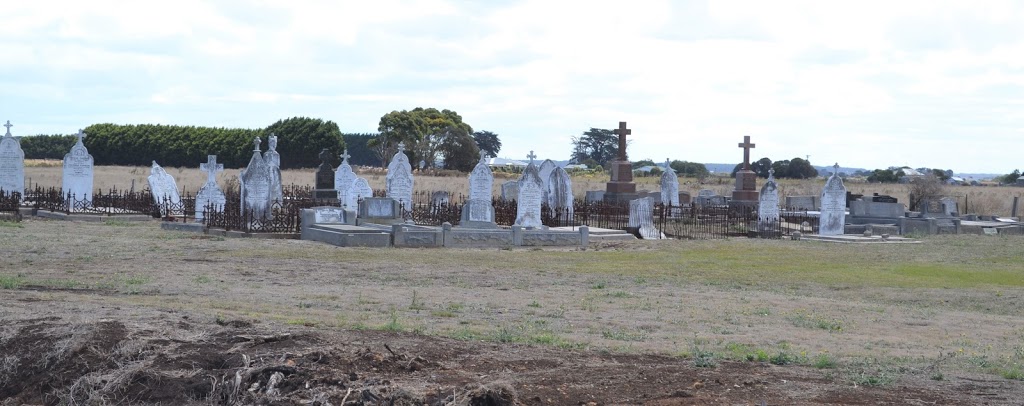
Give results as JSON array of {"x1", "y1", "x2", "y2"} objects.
[
  {"x1": 431, "y1": 191, "x2": 450, "y2": 206},
  {"x1": 731, "y1": 135, "x2": 759, "y2": 208},
  {"x1": 659, "y1": 158, "x2": 680, "y2": 207},
  {"x1": 314, "y1": 148, "x2": 337, "y2": 199},
  {"x1": 694, "y1": 189, "x2": 726, "y2": 207},
  {"x1": 819, "y1": 163, "x2": 847, "y2": 235},
  {"x1": 538, "y1": 159, "x2": 557, "y2": 196},
  {"x1": 366, "y1": 198, "x2": 397, "y2": 217},
  {"x1": 313, "y1": 206, "x2": 345, "y2": 223},
  {"x1": 335, "y1": 149, "x2": 357, "y2": 208},
  {"x1": 147, "y1": 161, "x2": 181, "y2": 215},
  {"x1": 386, "y1": 142, "x2": 414, "y2": 208},
  {"x1": 515, "y1": 150, "x2": 544, "y2": 228},
  {"x1": 345, "y1": 177, "x2": 373, "y2": 210},
  {"x1": 678, "y1": 191, "x2": 692, "y2": 205},
  {"x1": 463, "y1": 151, "x2": 496, "y2": 225},
  {"x1": 939, "y1": 197, "x2": 959, "y2": 217},
  {"x1": 871, "y1": 193, "x2": 897, "y2": 203},
  {"x1": 628, "y1": 197, "x2": 660, "y2": 239},
  {"x1": 240, "y1": 137, "x2": 273, "y2": 218},
  {"x1": 786, "y1": 196, "x2": 819, "y2": 211},
  {"x1": 585, "y1": 190, "x2": 605, "y2": 203},
  {"x1": 604, "y1": 121, "x2": 638, "y2": 203},
  {"x1": 62, "y1": 129, "x2": 94, "y2": 205},
  {"x1": 501, "y1": 181, "x2": 519, "y2": 201},
  {"x1": 757, "y1": 169, "x2": 780, "y2": 234},
  {"x1": 195, "y1": 155, "x2": 226, "y2": 222},
  {"x1": 546, "y1": 166, "x2": 573, "y2": 218},
  {"x1": 263, "y1": 133, "x2": 283, "y2": 204},
  {"x1": 0, "y1": 120, "x2": 25, "y2": 197}
]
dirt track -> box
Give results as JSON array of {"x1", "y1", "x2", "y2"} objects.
[{"x1": 1, "y1": 298, "x2": 1019, "y2": 405}]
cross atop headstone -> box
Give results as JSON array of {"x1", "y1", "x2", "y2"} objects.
[
  {"x1": 397, "y1": 141, "x2": 406, "y2": 153},
  {"x1": 200, "y1": 155, "x2": 224, "y2": 185},
  {"x1": 614, "y1": 121, "x2": 631, "y2": 161},
  {"x1": 665, "y1": 158, "x2": 671, "y2": 169},
  {"x1": 252, "y1": 136, "x2": 261, "y2": 151},
  {"x1": 3, "y1": 120, "x2": 11, "y2": 136},
  {"x1": 267, "y1": 133, "x2": 278, "y2": 151},
  {"x1": 832, "y1": 163, "x2": 840, "y2": 176},
  {"x1": 738, "y1": 135, "x2": 755, "y2": 170},
  {"x1": 527, "y1": 150, "x2": 537, "y2": 165},
  {"x1": 768, "y1": 168, "x2": 775, "y2": 179},
  {"x1": 319, "y1": 148, "x2": 331, "y2": 165},
  {"x1": 75, "y1": 129, "x2": 87, "y2": 145},
  {"x1": 339, "y1": 148, "x2": 351, "y2": 163},
  {"x1": 479, "y1": 150, "x2": 488, "y2": 164}
]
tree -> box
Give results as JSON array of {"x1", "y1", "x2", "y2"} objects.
[
  {"x1": 373, "y1": 109, "x2": 427, "y2": 167},
  {"x1": 632, "y1": 159, "x2": 656, "y2": 169},
  {"x1": 771, "y1": 160, "x2": 790, "y2": 178},
  {"x1": 264, "y1": 117, "x2": 346, "y2": 169},
  {"x1": 472, "y1": 131, "x2": 501, "y2": 158},
  {"x1": 340, "y1": 133, "x2": 379, "y2": 166},
  {"x1": 931, "y1": 168, "x2": 951, "y2": 182},
  {"x1": 866, "y1": 169, "x2": 899, "y2": 183},
  {"x1": 19, "y1": 134, "x2": 77, "y2": 160},
  {"x1": 373, "y1": 108, "x2": 475, "y2": 169},
  {"x1": 751, "y1": 157, "x2": 773, "y2": 178},
  {"x1": 998, "y1": 169, "x2": 1020, "y2": 184},
  {"x1": 908, "y1": 173, "x2": 946, "y2": 211},
  {"x1": 570, "y1": 128, "x2": 617, "y2": 168},
  {"x1": 439, "y1": 130, "x2": 480, "y2": 171},
  {"x1": 415, "y1": 107, "x2": 473, "y2": 169},
  {"x1": 787, "y1": 158, "x2": 818, "y2": 179},
  {"x1": 670, "y1": 160, "x2": 709, "y2": 180}
]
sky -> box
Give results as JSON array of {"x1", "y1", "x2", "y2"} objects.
[{"x1": 1, "y1": 1, "x2": 1022, "y2": 174}]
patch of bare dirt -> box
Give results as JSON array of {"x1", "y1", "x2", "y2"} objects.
[{"x1": 0, "y1": 315, "x2": 997, "y2": 406}]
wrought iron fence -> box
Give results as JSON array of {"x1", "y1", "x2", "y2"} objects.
[
  {"x1": 23, "y1": 186, "x2": 159, "y2": 216},
  {"x1": 0, "y1": 190, "x2": 22, "y2": 221}
]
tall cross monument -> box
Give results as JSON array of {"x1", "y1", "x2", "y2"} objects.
[
  {"x1": 604, "y1": 121, "x2": 638, "y2": 203},
  {"x1": 731, "y1": 135, "x2": 760, "y2": 211}
]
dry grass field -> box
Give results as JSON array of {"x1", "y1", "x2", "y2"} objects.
[
  {"x1": 23, "y1": 161, "x2": 1024, "y2": 216},
  {"x1": 1, "y1": 218, "x2": 1022, "y2": 404}
]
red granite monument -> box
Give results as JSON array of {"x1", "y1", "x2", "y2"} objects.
[
  {"x1": 730, "y1": 135, "x2": 759, "y2": 210},
  {"x1": 604, "y1": 121, "x2": 638, "y2": 204}
]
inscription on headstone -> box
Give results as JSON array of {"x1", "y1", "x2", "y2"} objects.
[
  {"x1": 0, "y1": 120, "x2": 25, "y2": 197},
  {"x1": 819, "y1": 164, "x2": 847, "y2": 235},
  {"x1": 195, "y1": 155, "x2": 226, "y2": 222},
  {"x1": 758, "y1": 169, "x2": 780, "y2": 232},
  {"x1": 62, "y1": 129, "x2": 94, "y2": 205},
  {"x1": 467, "y1": 151, "x2": 495, "y2": 222},
  {"x1": 335, "y1": 149, "x2": 357, "y2": 208},
  {"x1": 368, "y1": 198, "x2": 395, "y2": 217},
  {"x1": 314, "y1": 207, "x2": 345, "y2": 223},
  {"x1": 346, "y1": 177, "x2": 373, "y2": 210}
]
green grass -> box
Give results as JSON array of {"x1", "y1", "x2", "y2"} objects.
[
  {"x1": 0, "y1": 220, "x2": 23, "y2": 228},
  {"x1": 0, "y1": 275, "x2": 25, "y2": 289}
]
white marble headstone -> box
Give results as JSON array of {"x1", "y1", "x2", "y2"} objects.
[
  {"x1": 335, "y1": 149, "x2": 356, "y2": 208},
  {"x1": 346, "y1": 177, "x2": 373, "y2": 210},
  {"x1": 467, "y1": 152, "x2": 495, "y2": 222},
  {"x1": 147, "y1": 161, "x2": 182, "y2": 215},
  {"x1": 195, "y1": 155, "x2": 226, "y2": 222},
  {"x1": 819, "y1": 164, "x2": 847, "y2": 235},
  {"x1": 62, "y1": 129, "x2": 94, "y2": 205},
  {"x1": 240, "y1": 137, "x2": 273, "y2": 218},
  {"x1": 515, "y1": 161, "x2": 544, "y2": 228},
  {"x1": 0, "y1": 121, "x2": 25, "y2": 196},
  {"x1": 538, "y1": 159, "x2": 556, "y2": 198},
  {"x1": 546, "y1": 166, "x2": 573, "y2": 218},
  {"x1": 758, "y1": 170, "x2": 780, "y2": 227},
  {"x1": 386, "y1": 143, "x2": 414, "y2": 207},
  {"x1": 263, "y1": 133, "x2": 283, "y2": 204},
  {"x1": 628, "y1": 197, "x2": 660, "y2": 239},
  {"x1": 500, "y1": 181, "x2": 519, "y2": 201},
  {"x1": 659, "y1": 159, "x2": 680, "y2": 207}
]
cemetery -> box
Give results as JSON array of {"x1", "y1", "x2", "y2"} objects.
[{"x1": 1, "y1": 119, "x2": 1023, "y2": 404}]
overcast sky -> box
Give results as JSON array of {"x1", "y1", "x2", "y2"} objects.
[{"x1": 2, "y1": 1, "x2": 1022, "y2": 173}]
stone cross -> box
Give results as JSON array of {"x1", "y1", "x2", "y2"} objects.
[
  {"x1": 397, "y1": 141, "x2": 406, "y2": 153},
  {"x1": 833, "y1": 163, "x2": 840, "y2": 176},
  {"x1": 268, "y1": 133, "x2": 278, "y2": 151},
  {"x1": 253, "y1": 136, "x2": 261, "y2": 151},
  {"x1": 319, "y1": 148, "x2": 331, "y2": 165},
  {"x1": 614, "y1": 121, "x2": 631, "y2": 161},
  {"x1": 3, "y1": 120, "x2": 11, "y2": 136},
  {"x1": 768, "y1": 168, "x2": 775, "y2": 179},
  {"x1": 339, "y1": 148, "x2": 351, "y2": 163},
  {"x1": 738, "y1": 135, "x2": 755, "y2": 170},
  {"x1": 75, "y1": 129, "x2": 87, "y2": 145},
  {"x1": 665, "y1": 158, "x2": 671, "y2": 169},
  {"x1": 201, "y1": 155, "x2": 224, "y2": 185},
  {"x1": 527, "y1": 150, "x2": 537, "y2": 165},
  {"x1": 479, "y1": 149, "x2": 487, "y2": 164}
]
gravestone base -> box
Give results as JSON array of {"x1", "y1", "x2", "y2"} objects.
[{"x1": 313, "y1": 189, "x2": 338, "y2": 200}]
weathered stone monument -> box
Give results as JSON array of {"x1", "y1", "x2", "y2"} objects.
[
  {"x1": 147, "y1": 161, "x2": 181, "y2": 215},
  {"x1": 515, "y1": 151, "x2": 544, "y2": 229},
  {"x1": 628, "y1": 197, "x2": 660, "y2": 239},
  {"x1": 758, "y1": 169, "x2": 780, "y2": 236},
  {"x1": 730, "y1": 135, "x2": 759, "y2": 211},
  {"x1": 240, "y1": 137, "x2": 273, "y2": 218},
  {"x1": 431, "y1": 191, "x2": 450, "y2": 206},
  {"x1": 694, "y1": 189, "x2": 726, "y2": 207},
  {"x1": 500, "y1": 181, "x2": 519, "y2": 201},
  {"x1": 819, "y1": 164, "x2": 847, "y2": 235},
  {"x1": 0, "y1": 121, "x2": 25, "y2": 197},
  {"x1": 335, "y1": 149, "x2": 357, "y2": 208},
  {"x1": 538, "y1": 159, "x2": 556, "y2": 200},
  {"x1": 546, "y1": 166, "x2": 573, "y2": 220},
  {"x1": 313, "y1": 148, "x2": 337, "y2": 199},
  {"x1": 386, "y1": 142, "x2": 414, "y2": 208},
  {"x1": 194, "y1": 155, "x2": 226, "y2": 222},
  {"x1": 461, "y1": 151, "x2": 496, "y2": 228},
  {"x1": 62, "y1": 129, "x2": 94, "y2": 205},
  {"x1": 263, "y1": 133, "x2": 284, "y2": 205},
  {"x1": 604, "y1": 121, "x2": 638, "y2": 204},
  {"x1": 346, "y1": 177, "x2": 373, "y2": 210},
  {"x1": 659, "y1": 158, "x2": 680, "y2": 207}
]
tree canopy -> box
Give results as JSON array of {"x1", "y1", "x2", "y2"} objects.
[
  {"x1": 570, "y1": 128, "x2": 618, "y2": 168},
  {"x1": 472, "y1": 131, "x2": 501, "y2": 158},
  {"x1": 371, "y1": 107, "x2": 481, "y2": 170}
]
